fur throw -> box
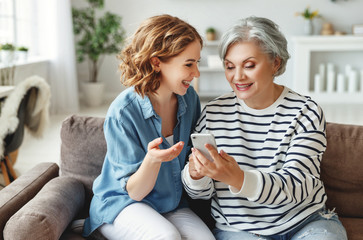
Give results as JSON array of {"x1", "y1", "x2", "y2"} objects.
[{"x1": 0, "y1": 75, "x2": 51, "y2": 157}]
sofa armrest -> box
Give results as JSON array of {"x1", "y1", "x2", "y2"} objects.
[
  {"x1": 4, "y1": 176, "x2": 85, "y2": 240},
  {"x1": 0, "y1": 162, "x2": 59, "y2": 239}
]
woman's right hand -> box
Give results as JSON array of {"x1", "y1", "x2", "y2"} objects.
[
  {"x1": 127, "y1": 137, "x2": 184, "y2": 201},
  {"x1": 146, "y1": 137, "x2": 184, "y2": 163}
]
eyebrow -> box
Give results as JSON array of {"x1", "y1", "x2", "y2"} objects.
[
  {"x1": 185, "y1": 57, "x2": 201, "y2": 62},
  {"x1": 224, "y1": 57, "x2": 255, "y2": 63}
]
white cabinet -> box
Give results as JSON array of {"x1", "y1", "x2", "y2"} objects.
[
  {"x1": 194, "y1": 40, "x2": 230, "y2": 100},
  {"x1": 292, "y1": 36, "x2": 363, "y2": 103}
]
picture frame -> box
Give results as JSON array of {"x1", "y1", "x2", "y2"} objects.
[{"x1": 352, "y1": 24, "x2": 363, "y2": 35}]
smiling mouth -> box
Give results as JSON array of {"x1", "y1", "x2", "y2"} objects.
[
  {"x1": 235, "y1": 83, "x2": 253, "y2": 90},
  {"x1": 182, "y1": 80, "x2": 191, "y2": 86}
]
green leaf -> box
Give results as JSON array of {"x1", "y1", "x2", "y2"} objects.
[{"x1": 72, "y1": 0, "x2": 125, "y2": 82}]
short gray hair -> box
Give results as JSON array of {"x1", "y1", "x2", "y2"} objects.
[{"x1": 219, "y1": 16, "x2": 290, "y2": 77}]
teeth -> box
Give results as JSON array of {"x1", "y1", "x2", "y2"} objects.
[
  {"x1": 182, "y1": 80, "x2": 190, "y2": 85},
  {"x1": 236, "y1": 83, "x2": 252, "y2": 89}
]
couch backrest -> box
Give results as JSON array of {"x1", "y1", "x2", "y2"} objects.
[
  {"x1": 59, "y1": 116, "x2": 363, "y2": 219},
  {"x1": 60, "y1": 115, "x2": 106, "y2": 218},
  {"x1": 321, "y1": 122, "x2": 363, "y2": 218}
]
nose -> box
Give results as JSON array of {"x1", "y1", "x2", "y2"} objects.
[
  {"x1": 194, "y1": 65, "x2": 201, "y2": 78},
  {"x1": 234, "y1": 67, "x2": 245, "y2": 81}
]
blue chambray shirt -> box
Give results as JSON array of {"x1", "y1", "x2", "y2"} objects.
[{"x1": 83, "y1": 86, "x2": 201, "y2": 236}]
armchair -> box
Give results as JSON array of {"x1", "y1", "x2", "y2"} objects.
[
  {"x1": 0, "y1": 115, "x2": 362, "y2": 239},
  {"x1": 0, "y1": 75, "x2": 50, "y2": 186}
]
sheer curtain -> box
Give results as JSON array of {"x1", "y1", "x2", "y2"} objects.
[{"x1": 38, "y1": 0, "x2": 79, "y2": 114}]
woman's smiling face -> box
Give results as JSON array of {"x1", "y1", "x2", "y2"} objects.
[{"x1": 224, "y1": 41, "x2": 280, "y2": 109}]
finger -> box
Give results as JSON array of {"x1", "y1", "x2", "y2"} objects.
[
  {"x1": 191, "y1": 150, "x2": 204, "y2": 173},
  {"x1": 220, "y1": 149, "x2": 235, "y2": 161},
  {"x1": 205, "y1": 143, "x2": 220, "y2": 162},
  {"x1": 192, "y1": 147, "x2": 213, "y2": 167},
  {"x1": 154, "y1": 141, "x2": 184, "y2": 160},
  {"x1": 169, "y1": 141, "x2": 184, "y2": 157},
  {"x1": 148, "y1": 137, "x2": 163, "y2": 150}
]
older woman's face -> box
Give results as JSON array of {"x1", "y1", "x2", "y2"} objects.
[{"x1": 224, "y1": 41, "x2": 280, "y2": 109}]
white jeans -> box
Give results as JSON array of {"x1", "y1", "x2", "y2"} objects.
[{"x1": 99, "y1": 202, "x2": 215, "y2": 240}]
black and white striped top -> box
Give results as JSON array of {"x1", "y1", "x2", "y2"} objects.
[{"x1": 182, "y1": 87, "x2": 327, "y2": 235}]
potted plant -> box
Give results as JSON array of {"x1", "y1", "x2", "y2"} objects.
[
  {"x1": 72, "y1": 0, "x2": 126, "y2": 106},
  {"x1": 0, "y1": 43, "x2": 16, "y2": 65},
  {"x1": 17, "y1": 46, "x2": 29, "y2": 62},
  {"x1": 206, "y1": 27, "x2": 216, "y2": 41},
  {"x1": 295, "y1": 6, "x2": 321, "y2": 35}
]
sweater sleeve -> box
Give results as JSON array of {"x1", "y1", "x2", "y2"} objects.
[
  {"x1": 234, "y1": 100, "x2": 327, "y2": 206},
  {"x1": 181, "y1": 163, "x2": 215, "y2": 199}
]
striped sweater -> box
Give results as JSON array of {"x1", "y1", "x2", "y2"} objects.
[{"x1": 182, "y1": 87, "x2": 327, "y2": 235}]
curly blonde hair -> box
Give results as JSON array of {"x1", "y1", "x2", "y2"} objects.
[{"x1": 118, "y1": 14, "x2": 203, "y2": 97}]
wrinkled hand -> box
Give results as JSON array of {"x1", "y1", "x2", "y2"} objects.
[
  {"x1": 191, "y1": 144, "x2": 244, "y2": 189},
  {"x1": 188, "y1": 154, "x2": 204, "y2": 180},
  {"x1": 146, "y1": 137, "x2": 184, "y2": 163}
]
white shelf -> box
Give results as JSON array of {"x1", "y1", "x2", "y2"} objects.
[
  {"x1": 195, "y1": 40, "x2": 228, "y2": 98},
  {"x1": 292, "y1": 35, "x2": 363, "y2": 104},
  {"x1": 305, "y1": 92, "x2": 363, "y2": 104}
]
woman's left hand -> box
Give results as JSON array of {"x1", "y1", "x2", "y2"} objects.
[{"x1": 192, "y1": 144, "x2": 244, "y2": 190}]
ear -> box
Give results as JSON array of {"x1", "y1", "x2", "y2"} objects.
[
  {"x1": 150, "y1": 57, "x2": 161, "y2": 72},
  {"x1": 272, "y1": 57, "x2": 281, "y2": 75}
]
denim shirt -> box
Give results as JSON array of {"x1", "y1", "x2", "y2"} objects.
[{"x1": 83, "y1": 86, "x2": 201, "y2": 236}]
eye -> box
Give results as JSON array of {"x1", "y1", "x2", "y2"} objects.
[
  {"x1": 225, "y1": 63, "x2": 234, "y2": 70},
  {"x1": 185, "y1": 63, "x2": 193, "y2": 67},
  {"x1": 244, "y1": 62, "x2": 255, "y2": 69}
]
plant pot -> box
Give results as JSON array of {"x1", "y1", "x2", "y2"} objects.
[
  {"x1": 82, "y1": 82, "x2": 105, "y2": 107},
  {"x1": 206, "y1": 32, "x2": 216, "y2": 41},
  {"x1": 1, "y1": 50, "x2": 15, "y2": 66},
  {"x1": 16, "y1": 51, "x2": 28, "y2": 62}
]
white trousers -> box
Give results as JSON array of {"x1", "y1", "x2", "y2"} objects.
[{"x1": 99, "y1": 202, "x2": 215, "y2": 240}]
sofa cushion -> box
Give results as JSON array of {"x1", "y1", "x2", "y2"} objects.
[
  {"x1": 60, "y1": 115, "x2": 106, "y2": 217},
  {"x1": 321, "y1": 122, "x2": 363, "y2": 218},
  {"x1": 0, "y1": 162, "x2": 59, "y2": 239},
  {"x1": 3, "y1": 176, "x2": 84, "y2": 240},
  {"x1": 339, "y1": 217, "x2": 363, "y2": 240}
]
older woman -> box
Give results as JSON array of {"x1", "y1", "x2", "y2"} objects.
[{"x1": 182, "y1": 16, "x2": 347, "y2": 240}]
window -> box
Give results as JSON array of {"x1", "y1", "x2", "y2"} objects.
[{"x1": 0, "y1": 0, "x2": 40, "y2": 56}]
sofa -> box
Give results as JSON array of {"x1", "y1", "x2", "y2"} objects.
[{"x1": 0, "y1": 115, "x2": 362, "y2": 240}]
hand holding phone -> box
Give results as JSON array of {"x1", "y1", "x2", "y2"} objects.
[{"x1": 191, "y1": 133, "x2": 217, "y2": 162}]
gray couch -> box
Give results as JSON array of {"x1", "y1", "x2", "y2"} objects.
[{"x1": 0, "y1": 115, "x2": 362, "y2": 239}]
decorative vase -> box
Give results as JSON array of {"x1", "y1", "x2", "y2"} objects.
[{"x1": 304, "y1": 19, "x2": 314, "y2": 35}]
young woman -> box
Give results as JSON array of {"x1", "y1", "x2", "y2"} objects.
[
  {"x1": 182, "y1": 16, "x2": 348, "y2": 240},
  {"x1": 83, "y1": 14, "x2": 215, "y2": 240}
]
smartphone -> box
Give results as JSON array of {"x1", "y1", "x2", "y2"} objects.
[{"x1": 191, "y1": 133, "x2": 217, "y2": 162}]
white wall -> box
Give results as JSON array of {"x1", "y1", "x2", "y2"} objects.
[{"x1": 72, "y1": 0, "x2": 363, "y2": 99}]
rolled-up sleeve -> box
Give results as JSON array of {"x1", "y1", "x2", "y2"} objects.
[{"x1": 103, "y1": 117, "x2": 146, "y2": 192}]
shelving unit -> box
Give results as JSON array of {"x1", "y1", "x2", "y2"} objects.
[
  {"x1": 292, "y1": 35, "x2": 363, "y2": 103},
  {"x1": 193, "y1": 40, "x2": 230, "y2": 100}
]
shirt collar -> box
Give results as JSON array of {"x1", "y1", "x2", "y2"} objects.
[{"x1": 136, "y1": 91, "x2": 188, "y2": 120}]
